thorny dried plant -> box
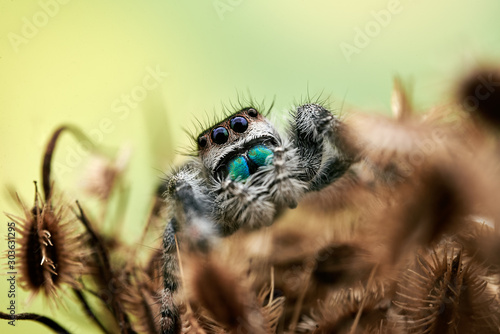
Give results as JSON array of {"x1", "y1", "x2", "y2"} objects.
[
  {"x1": 2, "y1": 67, "x2": 500, "y2": 333},
  {"x1": 5, "y1": 183, "x2": 84, "y2": 300}
]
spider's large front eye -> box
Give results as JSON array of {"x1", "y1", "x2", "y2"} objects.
[
  {"x1": 211, "y1": 126, "x2": 229, "y2": 144},
  {"x1": 230, "y1": 116, "x2": 248, "y2": 133}
]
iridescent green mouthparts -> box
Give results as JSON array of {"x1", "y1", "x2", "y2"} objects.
[{"x1": 227, "y1": 144, "x2": 274, "y2": 181}]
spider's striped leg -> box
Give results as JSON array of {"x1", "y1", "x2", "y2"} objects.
[
  {"x1": 289, "y1": 104, "x2": 329, "y2": 182},
  {"x1": 307, "y1": 154, "x2": 353, "y2": 191},
  {"x1": 290, "y1": 103, "x2": 355, "y2": 192},
  {"x1": 165, "y1": 163, "x2": 217, "y2": 251},
  {"x1": 160, "y1": 164, "x2": 217, "y2": 334},
  {"x1": 160, "y1": 218, "x2": 181, "y2": 334}
]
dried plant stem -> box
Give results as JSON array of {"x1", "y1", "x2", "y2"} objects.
[
  {"x1": 268, "y1": 266, "x2": 275, "y2": 307},
  {"x1": 0, "y1": 311, "x2": 70, "y2": 333},
  {"x1": 288, "y1": 259, "x2": 315, "y2": 333},
  {"x1": 138, "y1": 285, "x2": 159, "y2": 334},
  {"x1": 127, "y1": 196, "x2": 159, "y2": 269},
  {"x1": 75, "y1": 201, "x2": 135, "y2": 333},
  {"x1": 108, "y1": 181, "x2": 130, "y2": 238},
  {"x1": 42, "y1": 125, "x2": 95, "y2": 200},
  {"x1": 138, "y1": 197, "x2": 158, "y2": 246},
  {"x1": 73, "y1": 288, "x2": 110, "y2": 334},
  {"x1": 349, "y1": 264, "x2": 379, "y2": 334}
]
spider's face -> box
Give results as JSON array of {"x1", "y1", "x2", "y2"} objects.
[{"x1": 196, "y1": 107, "x2": 280, "y2": 181}]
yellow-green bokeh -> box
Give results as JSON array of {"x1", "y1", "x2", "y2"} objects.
[{"x1": 1, "y1": 0, "x2": 500, "y2": 332}]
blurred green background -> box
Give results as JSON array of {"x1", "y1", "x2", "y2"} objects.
[{"x1": 1, "y1": 0, "x2": 500, "y2": 332}]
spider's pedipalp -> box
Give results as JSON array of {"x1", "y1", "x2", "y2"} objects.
[
  {"x1": 214, "y1": 178, "x2": 276, "y2": 235},
  {"x1": 259, "y1": 141, "x2": 308, "y2": 209}
]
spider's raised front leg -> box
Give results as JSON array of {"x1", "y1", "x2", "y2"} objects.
[
  {"x1": 160, "y1": 162, "x2": 217, "y2": 334},
  {"x1": 289, "y1": 104, "x2": 356, "y2": 192},
  {"x1": 160, "y1": 218, "x2": 181, "y2": 334}
]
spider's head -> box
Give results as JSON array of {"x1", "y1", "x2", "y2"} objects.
[{"x1": 196, "y1": 107, "x2": 280, "y2": 181}]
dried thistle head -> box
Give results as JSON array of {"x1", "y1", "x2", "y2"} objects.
[
  {"x1": 299, "y1": 160, "x2": 378, "y2": 213},
  {"x1": 297, "y1": 286, "x2": 391, "y2": 334},
  {"x1": 6, "y1": 183, "x2": 84, "y2": 300},
  {"x1": 187, "y1": 256, "x2": 267, "y2": 334},
  {"x1": 367, "y1": 154, "x2": 488, "y2": 267},
  {"x1": 457, "y1": 66, "x2": 500, "y2": 130},
  {"x1": 453, "y1": 222, "x2": 500, "y2": 278},
  {"x1": 346, "y1": 103, "x2": 478, "y2": 187},
  {"x1": 312, "y1": 242, "x2": 377, "y2": 290},
  {"x1": 392, "y1": 243, "x2": 500, "y2": 333},
  {"x1": 121, "y1": 268, "x2": 162, "y2": 334}
]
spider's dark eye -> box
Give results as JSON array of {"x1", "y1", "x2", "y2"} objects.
[
  {"x1": 211, "y1": 126, "x2": 229, "y2": 144},
  {"x1": 198, "y1": 136, "x2": 207, "y2": 148},
  {"x1": 230, "y1": 116, "x2": 248, "y2": 133},
  {"x1": 248, "y1": 108, "x2": 258, "y2": 117}
]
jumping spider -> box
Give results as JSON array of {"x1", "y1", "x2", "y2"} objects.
[{"x1": 160, "y1": 103, "x2": 354, "y2": 333}]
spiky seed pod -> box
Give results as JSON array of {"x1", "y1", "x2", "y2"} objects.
[
  {"x1": 186, "y1": 277, "x2": 285, "y2": 334},
  {"x1": 256, "y1": 286, "x2": 286, "y2": 334},
  {"x1": 296, "y1": 286, "x2": 391, "y2": 334},
  {"x1": 453, "y1": 221, "x2": 500, "y2": 277},
  {"x1": 6, "y1": 185, "x2": 84, "y2": 299},
  {"x1": 312, "y1": 242, "x2": 376, "y2": 289},
  {"x1": 182, "y1": 311, "x2": 209, "y2": 334},
  {"x1": 189, "y1": 257, "x2": 267, "y2": 334},
  {"x1": 396, "y1": 164, "x2": 468, "y2": 244},
  {"x1": 121, "y1": 269, "x2": 162, "y2": 334},
  {"x1": 457, "y1": 67, "x2": 500, "y2": 130},
  {"x1": 372, "y1": 158, "x2": 481, "y2": 266},
  {"x1": 345, "y1": 107, "x2": 471, "y2": 186},
  {"x1": 300, "y1": 160, "x2": 378, "y2": 213},
  {"x1": 393, "y1": 244, "x2": 500, "y2": 334}
]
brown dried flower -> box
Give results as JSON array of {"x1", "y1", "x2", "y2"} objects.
[
  {"x1": 6, "y1": 183, "x2": 84, "y2": 299},
  {"x1": 393, "y1": 244, "x2": 500, "y2": 333}
]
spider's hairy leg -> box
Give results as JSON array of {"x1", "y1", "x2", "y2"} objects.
[
  {"x1": 160, "y1": 162, "x2": 217, "y2": 334},
  {"x1": 215, "y1": 178, "x2": 276, "y2": 235},
  {"x1": 160, "y1": 218, "x2": 181, "y2": 334},
  {"x1": 165, "y1": 162, "x2": 217, "y2": 251},
  {"x1": 290, "y1": 103, "x2": 355, "y2": 192},
  {"x1": 289, "y1": 104, "x2": 328, "y2": 181}
]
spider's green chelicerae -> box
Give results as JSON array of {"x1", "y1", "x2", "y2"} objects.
[{"x1": 160, "y1": 103, "x2": 354, "y2": 333}]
